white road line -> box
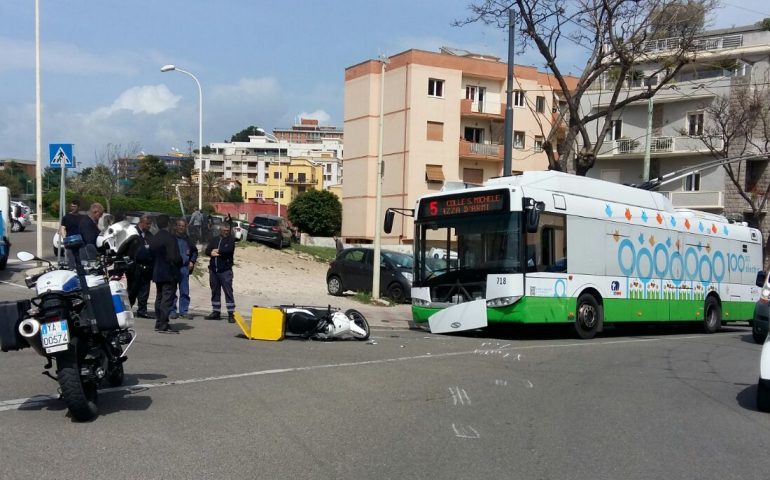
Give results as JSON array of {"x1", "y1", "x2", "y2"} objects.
[
  {"x1": 0, "y1": 280, "x2": 27, "y2": 289},
  {"x1": 0, "y1": 335, "x2": 704, "y2": 413}
]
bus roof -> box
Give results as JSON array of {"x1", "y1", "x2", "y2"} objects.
[{"x1": 486, "y1": 171, "x2": 675, "y2": 213}]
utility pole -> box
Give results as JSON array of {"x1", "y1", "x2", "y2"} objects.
[
  {"x1": 642, "y1": 96, "x2": 654, "y2": 182},
  {"x1": 503, "y1": 8, "x2": 515, "y2": 177}
]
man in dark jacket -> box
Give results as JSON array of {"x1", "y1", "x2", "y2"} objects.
[
  {"x1": 117, "y1": 215, "x2": 154, "y2": 317},
  {"x1": 170, "y1": 218, "x2": 198, "y2": 319},
  {"x1": 204, "y1": 223, "x2": 236, "y2": 322},
  {"x1": 78, "y1": 202, "x2": 104, "y2": 247},
  {"x1": 150, "y1": 215, "x2": 182, "y2": 333}
]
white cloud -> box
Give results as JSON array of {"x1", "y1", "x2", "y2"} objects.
[
  {"x1": 107, "y1": 85, "x2": 181, "y2": 115},
  {"x1": 297, "y1": 110, "x2": 331, "y2": 124}
]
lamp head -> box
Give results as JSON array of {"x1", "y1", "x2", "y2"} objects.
[{"x1": 160, "y1": 64, "x2": 176, "y2": 72}]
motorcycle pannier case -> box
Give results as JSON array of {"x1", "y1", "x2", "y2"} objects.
[
  {"x1": 90, "y1": 284, "x2": 120, "y2": 331},
  {"x1": 0, "y1": 299, "x2": 31, "y2": 352}
]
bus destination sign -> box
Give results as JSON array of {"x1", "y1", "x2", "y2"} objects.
[{"x1": 419, "y1": 189, "x2": 508, "y2": 218}]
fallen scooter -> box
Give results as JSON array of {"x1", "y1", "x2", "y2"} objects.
[{"x1": 234, "y1": 305, "x2": 370, "y2": 341}]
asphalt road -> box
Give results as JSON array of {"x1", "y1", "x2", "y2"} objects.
[
  {"x1": 0, "y1": 314, "x2": 768, "y2": 479},
  {"x1": 0, "y1": 225, "x2": 56, "y2": 302},
  {"x1": 2, "y1": 225, "x2": 769, "y2": 478}
]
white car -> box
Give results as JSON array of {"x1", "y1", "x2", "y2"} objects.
[
  {"x1": 232, "y1": 220, "x2": 246, "y2": 241},
  {"x1": 759, "y1": 334, "x2": 770, "y2": 412}
]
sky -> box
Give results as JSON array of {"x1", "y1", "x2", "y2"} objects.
[{"x1": 2, "y1": 0, "x2": 769, "y2": 167}]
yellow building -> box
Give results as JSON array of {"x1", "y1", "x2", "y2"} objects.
[{"x1": 241, "y1": 157, "x2": 325, "y2": 207}]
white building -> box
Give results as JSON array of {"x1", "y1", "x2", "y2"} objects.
[
  {"x1": 207, "y1": 135, "x2": 344, "y2": 190},
  {"x1": 581, "y1": 24, "x2": 770, "y2": 220}
]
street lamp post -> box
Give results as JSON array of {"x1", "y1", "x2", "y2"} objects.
[
  {"x1": 161, "y1": 64, "x2": 204, "y2": 211},
  {"x1": 372, "y1": 55, "x2": 388, "y2": 300},
  {"x1": 257, "y1": 128, "x2": 283, "y2": 217}
]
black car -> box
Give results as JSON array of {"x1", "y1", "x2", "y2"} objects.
[
  {"x1": 246, "y1": 214, "x2": 292, "y2": 248},
  {"x1": 326, "y1": 247, "x2": 413, "y2": 303}
]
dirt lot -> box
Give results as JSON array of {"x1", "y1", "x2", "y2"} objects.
[{"x1": 186, "y1": 242, "x2": 401, "y2": 316}]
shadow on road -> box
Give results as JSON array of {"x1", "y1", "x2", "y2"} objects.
[{"x1": 737, "y1": 384, "x2": 761, "y2": 412}]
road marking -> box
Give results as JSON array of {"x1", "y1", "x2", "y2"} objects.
[
  {"x1": 0, "y1": 280, "x2": 26, "y2": 289},
  {"x1": 0, "y1": 335, "x2": 705, "y2": 413},
  {"x1": 449, "y1": 386, "x2": 471, "y2": 406},
  {"x1": 451, "y1": 423, "x2": 480, "y2": 439}
]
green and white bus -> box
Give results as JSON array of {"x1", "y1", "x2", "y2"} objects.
[{"x1": 385, "y1": 171, "x2": 765, "y2": 338}]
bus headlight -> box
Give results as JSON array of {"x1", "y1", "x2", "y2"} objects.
[
  {"x1": 486, "y1": 296, "x2": 516, "y2": 307},
  {"x1": 412, "y1": 298, "x2": 430, "y2": 307}
]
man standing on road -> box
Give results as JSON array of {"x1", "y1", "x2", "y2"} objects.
[
  {"x1": 204, "y1": 223, "x2": 236, "y2": 323},
  {"x1": 189, "y1": 208, "x2": 203, "y2": 245},
  {"x1": 117, "y1": 215, "x2": 154, "y2": 318},
  {"x1": 78, "y1": 202, "x2": 104, "y2": 247},
  {"x1": 150, "y1": 215, "x2": 182, "y2": 333},
  {"x1": 59, "y1": 199, "x2": 82, "y2": 238},
  {"x1": 170, "y1": 218, "x2": 197, "y2": 320}
]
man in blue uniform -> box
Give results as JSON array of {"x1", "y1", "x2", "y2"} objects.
[
  {"x1": 170, "y1": 218, "x2": 198, "y2": 319},
  {"x1": 204, "y1": 223, "x2": 236, "y2": 322}
]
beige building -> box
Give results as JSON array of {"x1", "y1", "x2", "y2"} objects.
[{"x1": 342, "y1": 47, "x2": 575, "y2": 244}]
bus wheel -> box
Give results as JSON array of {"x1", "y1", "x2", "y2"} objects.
[
  {"x1": 703, "y1": 297, "x2": 721, "y2": 334},
  {"x1": 575, "y1": 294, "x2": 601, "y2": 340}
]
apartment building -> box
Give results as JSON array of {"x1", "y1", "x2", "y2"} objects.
[
  {"x1": 274, "y1": 118, "x2": 344, "y2": 144},
  {"x1": 343, "y1": 47, "x2": 576, "y2": 244},
  {"x1": 207, "y1": 134, "x2": 343, "y2": 207},
  {"x1": 581, "y1": 24, "x2": 770, "y2": 225}
]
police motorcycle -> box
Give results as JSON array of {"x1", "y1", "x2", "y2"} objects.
[
  {"x1": 2, "y1": 234, "x2": 135, "y2": 421},
  {"x1": 283, "y1": 305, "x2": 370, "y2": 340}
]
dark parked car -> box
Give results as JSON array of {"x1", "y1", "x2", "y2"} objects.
[
  {"x1": 326, "y1": 248, "x2": 413, "y2": 303},
  {"x1": 246, "y1": 214, "x2": 292, "y2": 248}
]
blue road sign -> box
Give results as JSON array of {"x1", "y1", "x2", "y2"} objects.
[{"x1": 49, "y1": 144, "x2": 74, "y2": 169}]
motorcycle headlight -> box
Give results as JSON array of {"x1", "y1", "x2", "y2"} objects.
[{"x1": 761, "y1": 286, "x2": 770, "y2": 304}]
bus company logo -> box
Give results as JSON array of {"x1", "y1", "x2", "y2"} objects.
[
  {"x1": 450, "y1": 322, "x2": 462, "y2": 329},
  {"x1": 611, "y1": 280, "x2": 622, "y2": 295}
]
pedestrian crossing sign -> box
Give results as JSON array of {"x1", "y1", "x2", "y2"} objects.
[{"x1": 49, "y1": 144, "x2": 74, "y2": 169}]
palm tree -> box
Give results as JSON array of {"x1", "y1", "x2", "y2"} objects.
[{"x1": 202, "y1": 172, "x2": 227, "y2": 203}]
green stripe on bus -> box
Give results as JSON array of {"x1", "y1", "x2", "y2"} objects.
[{"x1": 411, "y1": 297, "x2": 754, "y2": 325}]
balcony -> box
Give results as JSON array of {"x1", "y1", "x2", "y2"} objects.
[
  {"x1": 659, "y1": 191, "x2": 724, "y2": 211},
  {"x1": 597, "y1": 136, "x2": 722, "y2": 158},
  {"x1": 285, "y1": 176, "x2": 316, "y2": 185},
  {"x1": 460, "y1": 99, "x2": 504, "y2": 122},
  {"x1": 459, "y1": 140, "x2": 503, "y2": 162},
  {"x1": 642, "y1": 34, "x2": 743, "y2": 55}
]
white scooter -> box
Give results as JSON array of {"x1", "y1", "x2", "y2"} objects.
[{"x1": 282, "y1": 305, "x2": 370, "y2": 340}]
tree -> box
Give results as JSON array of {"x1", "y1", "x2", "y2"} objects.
[
  {"x1": 288, "y1": 189, "x2": 341, "y2": 236},
  {"x1": 456, "y1": 0, "x2": 717, "y2": 175},
  {"x1": 85, "y1": 164, "x2": 118, "y2": 213},
  {"x1": 230, "y1": 126, "x2": 262, "y2": 142},
  {"x1": 131, "y1": 155, "x2": 169, "y2": 200},
  {"x1": 202, "y1": 172, "x2": 227, "y2": 203},
  {"x1": 691, "y1": 83, "x2": 770, "y2": 249},
  {"x1": 0, "y1": 170, "x2": 23, "y2": 196},
  {"x1": 227, "y1": 186, "x2": 243, "y2": 203},
  {"x1": 96, "y1": 142, "x2": 140, "y2": 192}
]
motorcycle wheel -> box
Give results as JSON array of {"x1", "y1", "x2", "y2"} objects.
[
  {"x1": 57, "y1": 359, "x2": 98, "y2": 422},
  {"x1": 107, "y1": 363, "x2": 125, "y2": 387},
  {"x1": 345, "y1": 309, "x2": 370, "y2": 341}
]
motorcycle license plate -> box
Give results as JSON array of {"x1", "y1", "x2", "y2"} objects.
[{"x1": 40, "y1": 320, "x2": 69, "y2": 354}]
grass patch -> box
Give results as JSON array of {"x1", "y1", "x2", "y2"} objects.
[
  {"x1": 352, "y1": 290, "x2": 396, "y2": 306},
  {"x1": 289, "y1": 244, "x2": 337, "y2": 263}
]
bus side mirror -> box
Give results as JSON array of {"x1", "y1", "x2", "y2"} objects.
[
  {"x1": 757, "y1": 271, "x2": 767, "y2": 288},
  {"x1": 384, "y1": 209, "x2": 395, "y2": 234},
  {"x1": 523, "y1": 198, "x2": 542, "y2": 233}
]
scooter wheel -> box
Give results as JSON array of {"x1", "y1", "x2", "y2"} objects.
[{"x1": 345, "y1": 309, "x2": 370, "y2": 341}]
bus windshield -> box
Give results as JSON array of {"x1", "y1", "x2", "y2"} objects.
[{"x1": 414, "y1": 212, "x2": 522, "y2": 285}]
